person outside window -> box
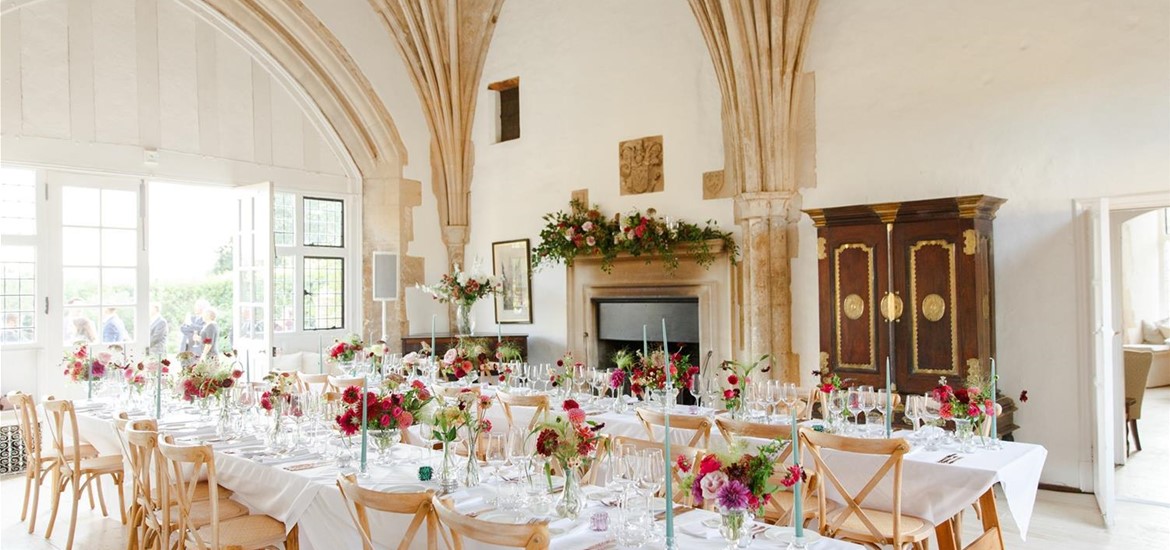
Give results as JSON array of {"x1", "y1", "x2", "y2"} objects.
[
  {"x1": 148, "y1": 303, "x2": 168, "y2": 357},
  {"x1": 199, "y1": 308, "x2": 219, "y2": 359},
  {"x1": 101, "y1": 307, "x2": 129, "y2": 343}
]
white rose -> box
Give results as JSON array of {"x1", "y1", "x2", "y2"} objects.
[
  {"x1": 582, "y1": 221, "x2": 594, "y2": 232},
  {"x1": 418, "y1": 400, "x2": 439, "y2": 425},
  {"x1": 700, "y1": 471, "x2": 728, "y2": 500},
  {"x1": 402, "y1": 352, "x2": 420, "y2": 365}
]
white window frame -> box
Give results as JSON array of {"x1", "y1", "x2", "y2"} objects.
[{"x1": 0, "y1": 167, "x2": 44, "y2": 351}]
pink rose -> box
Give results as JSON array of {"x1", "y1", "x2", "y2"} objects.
[
  {"x1": 443, "y1": 348, "x2": 458, "y2": 365},
  {"x1": 700, "y1": 471, "x2": 728, "y2": 500}
]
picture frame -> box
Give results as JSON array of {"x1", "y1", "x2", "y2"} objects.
[{"x1": 492, "y1": 239, "x2": 533, "y2": 324}]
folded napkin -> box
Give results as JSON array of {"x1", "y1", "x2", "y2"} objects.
[{"x1": 256, "y1": 452, "x2": 320, "y2": 466}]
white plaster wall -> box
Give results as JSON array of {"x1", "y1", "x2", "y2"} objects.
[
  {"x1": 465, "y1": 0, "x2": 728, "y2": 363},
  {"x1": 1121, "y1": 211, "x2": 1168, "y2": 332},
  {"x1": 0, "y1": 0, "x2": 348, "y2": 189},
  {"x1": 794, "y1": 0, "x2": 1170, "y2": 489}
]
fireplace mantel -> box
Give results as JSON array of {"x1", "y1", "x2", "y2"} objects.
[{"x1": 566, "y1": 243, "x2": 736, "y2": 370}]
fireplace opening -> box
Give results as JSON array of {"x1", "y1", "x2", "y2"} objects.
[{"x1": 593, "y1": 297, "x2": 702, "y2": 403}]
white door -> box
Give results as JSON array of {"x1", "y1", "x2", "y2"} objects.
[
  {"x1": 233, "y1": 182, "x2": 273, "y2": 381},
  {"x1": 1086, "y1": 198, "x2": 1116, "y2": 526}
]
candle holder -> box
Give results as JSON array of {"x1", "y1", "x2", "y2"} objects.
[{"x1": 787, "y1": 535, "x2": 808, "y2": 550}]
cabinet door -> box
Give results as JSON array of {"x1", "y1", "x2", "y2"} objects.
[
  {"x1": 891, "y1": 220, "x2": 966, "y2": 394},
  {"x1": 818, "y1": 224, "x2": 888, "y2": 387}
]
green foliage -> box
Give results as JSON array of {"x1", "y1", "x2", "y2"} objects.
[
  {"x1": 211, "y1": 241, "x2": 233, "y2": 275},
  {"x1": 532, "y1": 200, "x2": 739, "y2": 273},
  {"x1": 151, "y1": 275, "x2": 233, "y2": 354}
]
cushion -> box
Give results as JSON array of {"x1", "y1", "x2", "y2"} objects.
[
  {"x1": 1159, "y1": 321, "x2": 1170, "y2": 340},
  {"x1": 1142, "y1": 320, "x2": 1165, "y2": 344}
]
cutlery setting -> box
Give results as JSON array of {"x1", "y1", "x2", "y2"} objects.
[{"x1": 937, "y1": 453, "x2": 962, "y2": 464}]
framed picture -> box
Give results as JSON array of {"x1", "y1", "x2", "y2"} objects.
[{"x1": 492, "y1": 239, "x2": 533, "y2": 324}]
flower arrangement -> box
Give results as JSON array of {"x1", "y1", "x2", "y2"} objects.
[
  {"x1": 423, "y1": 388, "x2": 493, "y2": 443},
  {"x1": 613, "y1": 347, "x2": 700, "y2": 399},
  {"x1": 532, "y1": 200, "x2": 739, "y2": 273},
  {"x1": 932, "y1": 376, "x2": 995, "y2": 421},
  {"x1": 532, "y1": 399, "x2": 606, "y2": 474},
  {"x1": 123, "y1": 361, "x2": 152, "y2": 393},
  {"x1": 334, "y1": 379, "x2": 433, "y2": 436},
  {"x1": 811, "y1": 365, "x2": 847, "y2": 394},
  {"x1": 680, "y1": 439, "x2": 786, "y2": 513},
  {"x1": 550, "y1": 352, "x2": 582, "y2": 390},
  {"x1": 61, "y1": 344, "x2": 111, "y2": 383},
  {"x1": 440, "y1": 347, "x2": 480, "y2": 381},
  {"x1": 178, "y1": 359, "x2": 242, "y2": 402},
  {"x1": 719, "y1": 355, "x2": 771, "y2": 414},
  {"x1": 329, "y1": 334, "x2": 365, "y2": 363},
  {"x1": 260, "y1": 371, "x2": 300, "y2": 413},
  {"x1": 417, "y1": 263, "x2": 501, "y2": 307},
  {"x1": 368, "y1": 340, "x2": 390, "y2": 362},
  {"x1": 496, "y1": 340, "x2": 523, "y2": 363}
]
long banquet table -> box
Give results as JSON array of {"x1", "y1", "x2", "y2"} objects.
[{"x1": 72, "y1": 387, "x2": 1044, "y2": 550}]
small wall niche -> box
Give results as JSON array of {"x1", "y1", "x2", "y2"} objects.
[{"x1": 488, "y1": 77, "x2": 520, "y2": 143}]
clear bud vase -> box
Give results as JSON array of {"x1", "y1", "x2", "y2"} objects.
[
  {"x1": 718, "y1": 508, "x2": 752, "y2": 549},
  {"x1": 438, "y1": 440, "x2": 458, "y2": 494},
  {"x1": 461, "y1": 435, "x2": 481, "y2": 487},
  {"x1": 456, "y1": 302, "x2": 475, "y2": 335},
  {"x1": 954, "y1": 418, "x2": 976, "y2": 453},
  {"x1": 556, "y1": 466, "x2": 585, "y2": 519}
]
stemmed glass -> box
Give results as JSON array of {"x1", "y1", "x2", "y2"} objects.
[
  {"x1": 875, "y1": 389, "x2": 894, "y2": 436},
  {"x1": 922, "y1": 394, "x2": 942, "y2": 451},
  {"x1": 638, "y1": 450, "x2": 665, "y2": 498},
  {"x1": 574, "y1": 364, "x2": 590, "y2": 400},
  {"x1": 827, "y1": 388, "x2": 847, "y2": 433},
  {"x1": 905, "y1": 395, "x2": 924, "y2": 439},
  {"x1": 686, "y1": 370, "x2": 702, "y2": 413},
  {"x1": 590, "y1": 369, "x2": 606, "y2": 403},
  {"x1": 846, "y1": 388, "x2": 864, "y2": 433},
  {"x1": 484, "y1": 432, "x2": 507, "y2": 483},
  {"x1": 861, "y1": 387, "x2": 878, "y2": 437},
  {"x1": 779, "y1": 382, "x2": 800, "y2": 424}
]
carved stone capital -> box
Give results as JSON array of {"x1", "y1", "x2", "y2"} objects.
[{"x1": 734, "y1": 191, "x2": 803, "y2": 224}]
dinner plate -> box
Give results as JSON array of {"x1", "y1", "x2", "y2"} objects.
[
  {"x1": 383, "y1": 483, "x2": 428, "y2": 493},
  {"x1": 701, "y1": 517, "x2": 721, "y2": 528},
  {"x1": 764, "y1": 526, "x2": 823, "y2": 543}
]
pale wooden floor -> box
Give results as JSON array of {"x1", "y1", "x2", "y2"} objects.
[
  {"x1": 1116, "y1": 386, "x2": 1170, "y2": 504},
  {"x1": 1, "y1": 471, "x2": 1168, "y2": 549}
]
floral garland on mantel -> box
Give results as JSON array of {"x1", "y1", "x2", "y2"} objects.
[{"x1": 532, "y1": 200, "x2": 739, "y2": 273}]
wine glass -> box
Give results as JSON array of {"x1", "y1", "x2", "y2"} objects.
[
  {"x1": 922, "y1": 393, "x2": 942, "y2": 451},
  {"x1": 639, "y1": 449, "x2": 665, "y2": 498},
  {"x1": 876, "y1": 389, "x2": 894, "y2": 436},
  {"x1": 686, "y1": 370, "x2": 702, "y2": 413},
  {"x1": 779, "y1": 382, "x2": 799, "y2": 424},
  {"x1": 485, "y1": 432, "x2": 507, "y2": 482},
  {"x1": 827, "y1": 388, "x2": 847, "y2": 433},
  {"x1": 905, "y1": 395, "x2": 923, "y2": 438},
  {"x1": 846, "y1": 388, "x2": 863, "y2": 434},
  {"x1": 860, "y1": 387, "x2": 878, "y2": 437}
]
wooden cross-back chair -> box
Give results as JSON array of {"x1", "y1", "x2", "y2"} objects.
[
  {"x1": 495, "y1": 391, "x2": 550, "y2": 432},
  {"x1": 635, "y1": 408, "x2": 712, "y2": 448},
  {"x1": 125, "y1": 419, "x2": 168, "y2": 550},
  {"x1": 296, "y1": 372, "x2": 330, "y2": 394},
  {"x1": 328, "y1": 375, "x2": 366, "y2": 393},
  {"x1": 156, "y1": 436, "x2": 297, "y2": 550},
  {"x1": 434, "y1": 384, "x2": 480, "y2": 401},
  {"x1": 713, "y1": 417, "x2": 820, "y2": 525},
  {"x1": 336, "y1": 473, "x2": 445, "y2": 550},
  {"x1": 431, "y1": 495, "x2": 549, "y2": 550},
  {"x1": 608, "y1": 436, "x2": 702, "y2": 505},
  {"x1": 41, "y1": 397, "x2": 126, "y2": 550},
  {"x1": 8, "y1": 392, "x2": 98, "y2": 536},
  {"x1": 799, "y1": 428, "x2": 933, "y2": 550}
]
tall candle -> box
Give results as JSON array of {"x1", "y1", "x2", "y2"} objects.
[
  {"x1": 884, "y1": 357, "x2": 892, "y2": 437},
  {"x1": 87, "y1": 358, "x2": 93, "y2": 400},
  {"x1": 155, "y1": 360, "x2": 162, "y2": 419},
  {"x1": 497, "y1": 323, "x2": 502, "y2": 344},
  {"x1": 318, "y1": 335, "x2": 324, "y2": 374},
  {"x1": 431, "y1": 314, "x2": 437, "y2": 357},
  {"x1": 642, "y1": 325, "x2": 648, "y2": 359},
  {"x1": 661, "y1": 318, "x2": 674, "y2": 547},
  {"x1": 245, "y1": 350, "x2": 251, "y2": 384},
  {"x1": 360, "y1": 375, "x2": 368, "y2": 474},
  {"x1": 990, "y1": 357, "x2": 998, "y2": 441},
  {"x1": 793, "y1": 408, "x2": 803, "y2": 538}
]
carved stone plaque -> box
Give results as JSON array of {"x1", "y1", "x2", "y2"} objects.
[
  {"x1": 619, "y1": 135, "x2": 664, "y2": 195},
  {"x1": 703, "y1": 169, "x2": 731, "y2": 199},
  {"x1": 571, "y1": 188, "x2": 589, "y2": 206}
]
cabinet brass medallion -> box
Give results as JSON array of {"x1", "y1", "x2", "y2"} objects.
[
  {"x1": 922, "y1": 294, "x2": 946, "y2": 322},
  {"x1": 880, "y1": 292, "x2": 903, "y2": 321},
  {"x1": 843, "y1": 294, "x2": 865, "y2": 320}
]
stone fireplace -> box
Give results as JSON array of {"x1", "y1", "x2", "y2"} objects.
[{"x1": 565, "y1": 242, "x2": 736, "y2": 373}]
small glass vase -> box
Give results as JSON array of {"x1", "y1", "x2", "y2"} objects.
[
  {"x1": 456, "y1": 302, "x2": 475, "y2": 335},
  {"x1": 370, "y1": 428, "x2": 401, "y2": 464},
  {"x1": 197, "y1": 396, "x2": 213, "y2": 419},
  {"x1": 338, "y1": 360, "x2": 356, "y2": 375},
  {"x1": 461, "y1": 435, "x2": 481, "y2": 487},
  {"x1": 954, "y1": 418, "x2": 976, "y2": 453},
  {"x1": 556, "y1": 466, "x2": 586, "y2": 519},
  {"x1": 718, "y1": 508, "x2": 752, "y2": 549},
  {"x1": 438, "y1": 440, "x2": 458, "y2": 494}
]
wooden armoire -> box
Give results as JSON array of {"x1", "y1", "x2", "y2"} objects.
[{"x1": 805, "y1": 195, "x2": 1004, "y2": 396}]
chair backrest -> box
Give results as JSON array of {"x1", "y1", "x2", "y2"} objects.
[
  {"x1": 609, "y1": 435, "x2": 703, "y2": 504},
  {"x1": 41, "y1": 397, "x2": 83, "y2": 473},
  {"x1": 431, "y1": 495, "x2": 549, "y2": 549},
  {"x1": 1124, "y1": 350, "x2": 1154, "y2": 420},
  {"x1": 125, "y1": 420, "x2": 166, "y2": 541},
  {"x1": 635, "y1": 408, "x2": 712, "y2": 448},
  {"x1": 495, "y1": 391, "x2": 549, "y2": 432},
  {"x1": 800, "y1": 428, "x2": 912, "y2": 546},
  {"x1": 329, "y1": 375, "x2": 367, "y2": 393},
  {"x1": 297, "y1": 372, "x2": 330, "y2": 394},
  {"x1": 8, "y1": 392, "x2": 43, "y2": 466},
  {"x1": 336, "y1": 473, "x2": 441, "y2": 550},
  {"x1": 434, "y1": 385, "x2": 479, "y2": 401},
  {"x1": 157, "y1": 436, "x2": 227, "y2": 550}
]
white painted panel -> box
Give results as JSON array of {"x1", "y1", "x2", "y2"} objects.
[
  {"x1": 20, "y1": 0, "x2": 71, "y2": 138},
  {"x1": 92, "y1": 0, "x2": 139, "y2": 145},
  {"x1": 156, "y1": 0, "x2": 199, "y2": 153},
  {"x1": 269, "y1": 80, "x2": 303, "y2": 169},
  {"x1": 318, "y1": 135, "x2": 344, "y2": 175},
  {"x1": 301, "y1": 117, "x2": 319, "y2": 170},
  {"x1": 0, "y1": 14, "x2": 23, "y2": 134},
  {"x1": 0, "y1": 349, "x2": 40, "y2": 395},
  {"x1": 215, "y1": 33, "x2": 254, "y2": 162},
  {"x1": 135, "y1": 0, "x2": 160, "y2": 148},
  {"x1": 251, "y1": 63, "x2": 272, "y2": 165},
  {"x1": 195, "y1": 22, "x2": 219, "y2": 156},
  {"x1": 66, "y1": 0, "x2": 94, "y2": 142}
]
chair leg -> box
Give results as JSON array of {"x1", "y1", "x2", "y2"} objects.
[
  {"x1": 1129, "y1": 419, "x2": 1142, "y2": 452},
  {"x1": 285, "y1": 523, "x2": 300, "y2": 550},
  {"x1": 21, "y1": 471, "x2": 33, "y2": 521},
  {"x1": 95, "y1": 475, "x2": 110, "y2": 517},
  {"x1": 86, "y1": 477, "x2": 96, "y2": 510},
  {"x1": 116, "y1": 475, "x2": 127, "y2": 524},
  {"x1": 27, "y1": 468, "x2": 44, "y2": 534},
  {"x1": 44, "y1": 473, "x2": 64, "y2": 538},
  {"x1": 65, "y1": 480, "x2": 81, "y2": 550}
]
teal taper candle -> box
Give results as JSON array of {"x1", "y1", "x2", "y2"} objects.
[
  {"x1": 793, "y1": 407, "x2": 803, "y2": 538},
  {"x1": 662, "y1": 318, "x2": 674, "y2": 547}
]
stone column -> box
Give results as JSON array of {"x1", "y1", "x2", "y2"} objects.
[{"x1": 735, "y1": 192, "x2": 802, "y2": 380}]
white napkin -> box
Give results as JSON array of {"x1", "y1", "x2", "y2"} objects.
[{"x1": 256, "y1": 452, "x2": 320, "y2": 466}]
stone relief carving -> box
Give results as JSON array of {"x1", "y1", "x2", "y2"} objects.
[
  {"x1": 619, "y1": 135, "x2": 664, "y2": 195},
  {"x1": 703, "y1": 170, "x2": 732, "y2": 200}
]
